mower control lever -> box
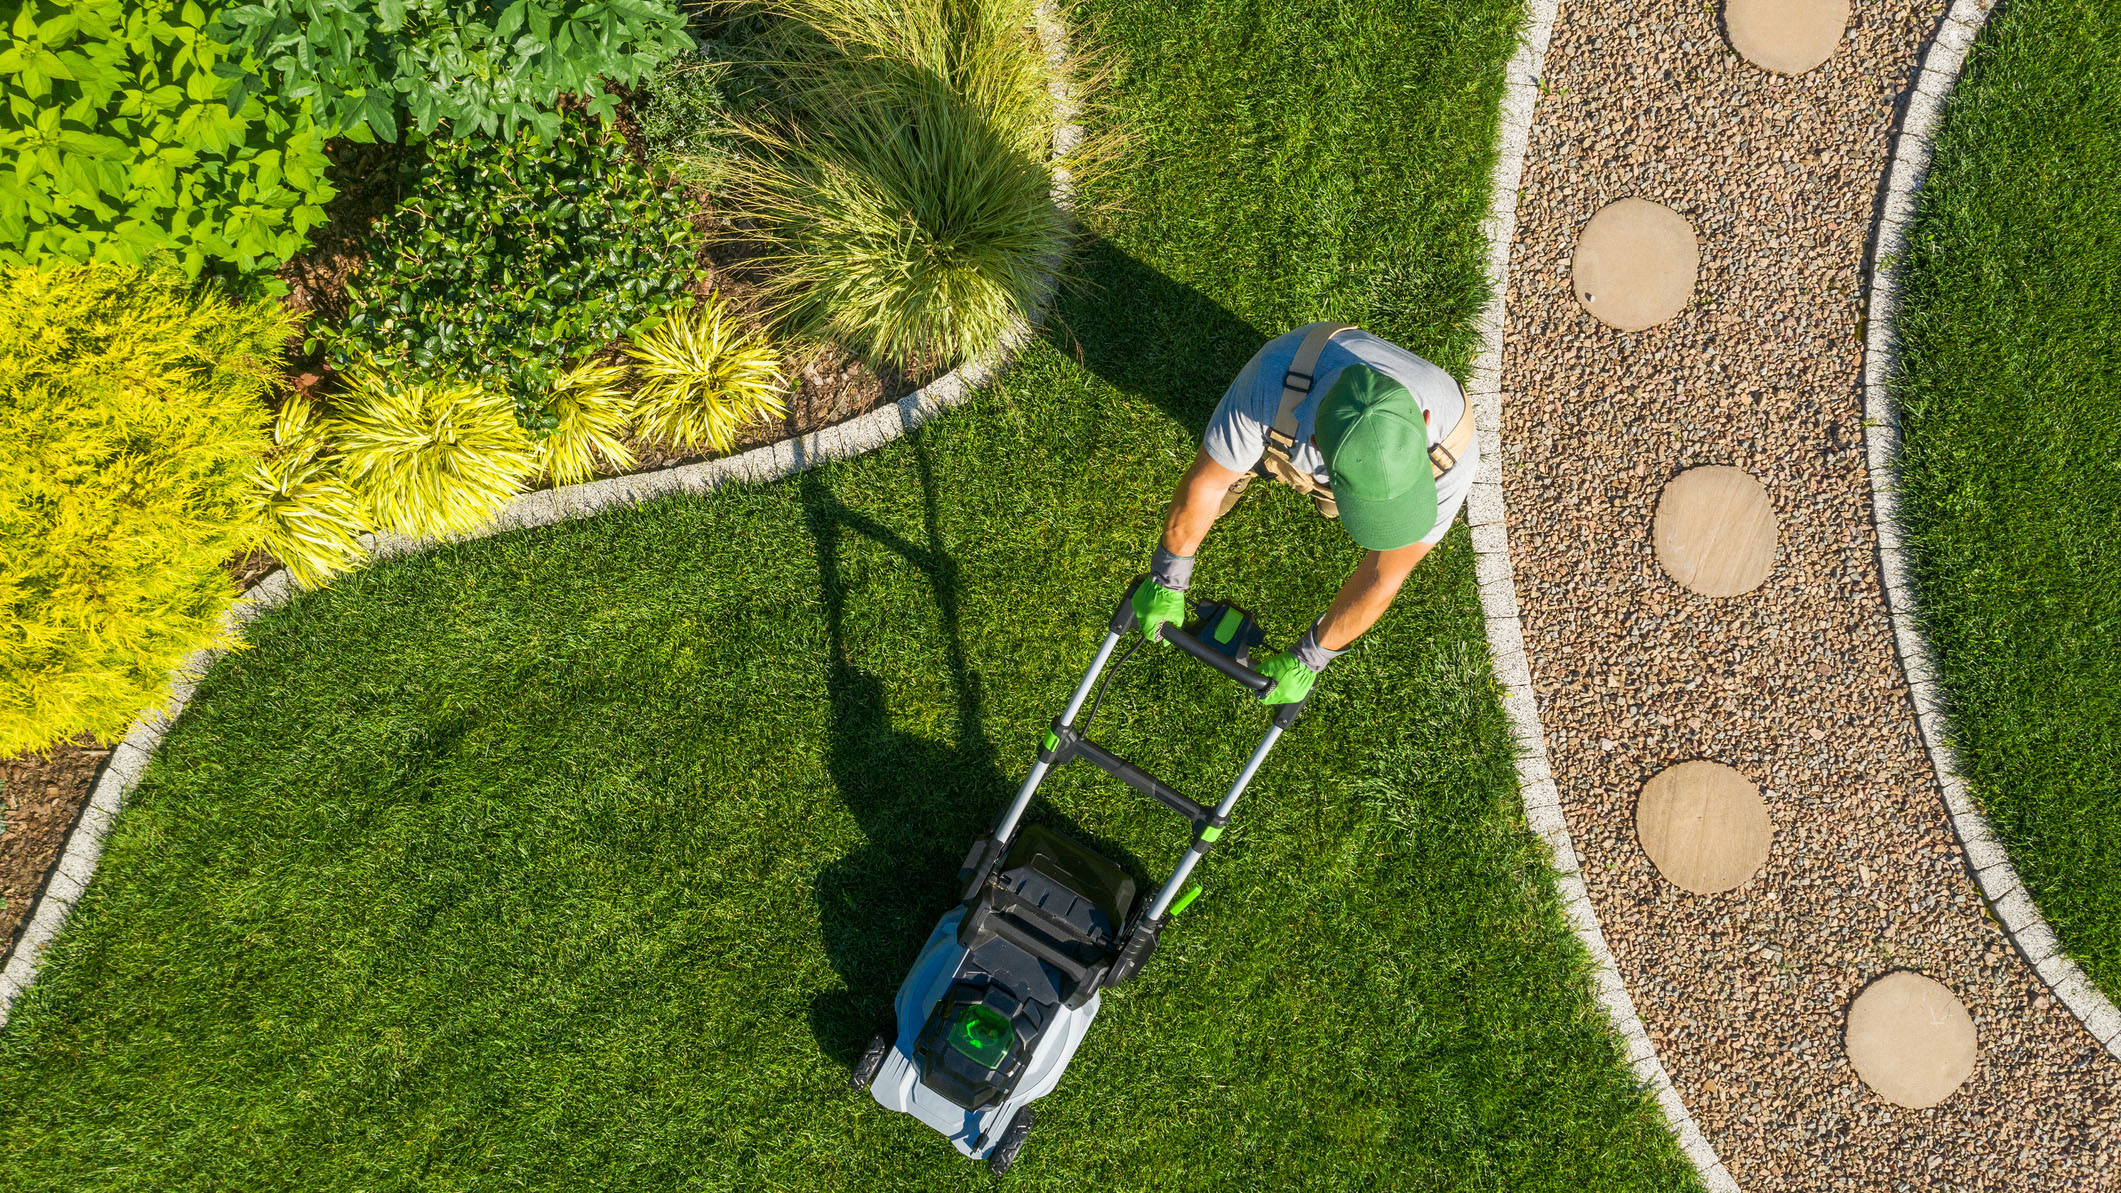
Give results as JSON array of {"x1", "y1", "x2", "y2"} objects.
[{"x1": 1155, "y1": 621, "x2": 1275, "y2": 695}]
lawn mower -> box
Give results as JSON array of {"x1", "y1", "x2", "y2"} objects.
[{"x1": 848, "y1": 577, "x2": 1309, "y2": 1173}]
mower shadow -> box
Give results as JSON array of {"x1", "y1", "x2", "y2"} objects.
[{"x1": 801, "y1": 450, "x2": 1152, "y2": 1070}]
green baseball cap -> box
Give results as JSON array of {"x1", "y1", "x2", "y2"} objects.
[{"x1": 1314, "y1": 365, "x2": 1437, "y2": 550}]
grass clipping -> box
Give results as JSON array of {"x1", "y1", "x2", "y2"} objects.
[{"x1": 707, "y1": 0, "x2": 1069, "y2": 371}]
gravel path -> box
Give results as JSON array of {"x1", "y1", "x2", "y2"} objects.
[{"x1": 1501, "y1": 2, "x2": 2121, "y2": 1188}]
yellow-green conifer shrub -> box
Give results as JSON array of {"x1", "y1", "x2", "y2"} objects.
[
  {"x1": 0, "y1": 263, "x2": 296, "y2": 758},
  {"x1": 627, "y1": 296, "x2": 785, "y2": 454},
  {"x1": 242, "y1": 395, "x2": 368, "y2": 588},
  {"x1": 330, "y1": 374, "x2": 538, "y2": 538},
  {"x1": 540, "y1": 360, "x2": 637, "y2": 485}
]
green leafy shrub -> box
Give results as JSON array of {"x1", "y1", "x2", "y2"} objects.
[
  {"x1": 0, "y1": 263, "x2": 295, "y2": 757},
  {"x1": 241, "y1": 396, "x2": 367, "y2": 589},
  {"x1": 315, "y1": 124, "x2": 703, "y2": 425},
  {"x1": 638, "y1": 22, "x2": 792, "y2": 184},
  {"x1": 209, "y1": 0, "x2": 692, "y2": 142},
  {"x1": 627, "y1": 293, "x2": 784, "y2": 453},
  {"x1": 329, "y1": 374, "x2": 538, "y2": 539},
  {"x1": 706, "y1": 0, "x2": 1069, "y2": 369},
  {"x1": 639, "y1": 50, "x2": 747, "y2": 186},
  {"x1": 0, "y1": 0, "x2": 335, "y2": 275},
  {"x1": 540, "y1": 361, "x2": 636, "y2": 485}
]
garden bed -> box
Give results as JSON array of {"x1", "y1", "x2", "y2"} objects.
[{"x1": 0, "y1": 742, "x2": 106, "y2": 954}]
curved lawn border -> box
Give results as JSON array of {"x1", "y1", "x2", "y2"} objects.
[
  {"x1": 1466, "y1": 3, "x2": 1736, "y2": 1190},
  {"x1": 1862, "y1": 0, "x2": 2121, "y2": 1056},
  {"x1": 0, "y1": 7, "x2": 1081, "y2": 1026}
]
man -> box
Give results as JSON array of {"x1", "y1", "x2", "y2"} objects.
[{"x1": 1132, "y1": 322, "x2": 1479, "y2": 704}]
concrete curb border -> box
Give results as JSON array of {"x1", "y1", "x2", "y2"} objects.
[
  {"x1": 1465, "y1": 3, "x2": 1738, "y2": 1190},
  {"x1": 1861, "y1": 0, "x2": 2121, "y2": 1057},
  {"x1": 0, "y1": 7, "x2": 1081, "y2": 1029}
]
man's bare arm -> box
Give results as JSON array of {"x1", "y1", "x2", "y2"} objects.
[
  {"x1": 1314, "y1": 540, "x2": 1432, "y2": 650},
  {"x1": 1158, "y1": 447, "x2": 1245, "y2": 558}
]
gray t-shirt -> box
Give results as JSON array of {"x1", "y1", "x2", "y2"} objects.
[{"x1": 1203, "y1": 324, "x2": 1478, "y2": 546}]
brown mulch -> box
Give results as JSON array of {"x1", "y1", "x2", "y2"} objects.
[
  {"x1": 0, "y1": 739, "x2": 108, "y2": 954},
  {"x1": 1502, "y1": 1, "x2": 2121, "y2": 1189}
]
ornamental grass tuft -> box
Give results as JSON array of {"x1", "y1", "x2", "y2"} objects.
[
  {"x1": 626, "y1": 295, "x2": 785, "y2": 453},
  {"x1": 708, "y1": 0, "x2": 1070, "y2": 370},
  {"x1": 329, "y1": 375, "x2": 539, "y2": 539},
  {"x1": 242, "y1": 395, "x2": 368, "y2": 589},
  {"x1": 540, "y1": 360, "x2": 638, "y2": 485}
]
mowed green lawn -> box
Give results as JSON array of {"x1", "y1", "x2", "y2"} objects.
[
  {"x1": 1891, "y1": 0, "x2": 2121, "y2": 998},
  {"x1": 0, "y1": 1, "x2": 1698, "y2": 1189}
]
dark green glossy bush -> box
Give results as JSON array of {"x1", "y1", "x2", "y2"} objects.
[{"x1": 313, "y1": 124, "x2": 702, "y2": 426}]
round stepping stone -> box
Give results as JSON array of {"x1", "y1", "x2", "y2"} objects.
[
  {"x1": 1635, "y1": 761, "x2": 1773, "y2": 894},
  {"x1": 1570, "y1": 199, "x2": 1699, "y2": 331},
  {"x1": 1845, "y1": 971, "x2": 1978, "y2": 1108},
  {"x1": 1725, "y1": 0, "x2": 1850, "y2": 76},
  {"x1": 1653, "y1": 465, "x2": 1778, "y2": 596}
]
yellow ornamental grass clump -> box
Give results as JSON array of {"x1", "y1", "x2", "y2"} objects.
[
  {"x1": 240, "y1": 395, "x2": 369, "y2": 589},
  {"x1": 627, "y1": 296, "x2": 785, "y2": 454},
  {"x1": 330, "y1": 375, "x2": 539, "y2": 539},
  {"x1": 0, "y1": 263, "x2": 296, "y2": 757},
  {"x1": 540, "y1": 360, "x2": 637, "y2": 485}
]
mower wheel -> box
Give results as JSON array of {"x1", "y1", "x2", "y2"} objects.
[
  {"x1": 987, "y1": 1107, "x2": 1036, "y2": 1174},
  {"x1": 850, "y1": 1032, "x2": 892, "y2": 1092}
]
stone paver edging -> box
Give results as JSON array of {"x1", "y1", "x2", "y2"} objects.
[
  {"x1": 1466, "y1": 3, "x2": 1740, "y2": 1189},
  {"x1": 1861, "y1": 0, "x2": 2121, "y2": 1056},
  {"x1": 0, "y1": 7, "x2": 1080, "y2": 1027}
]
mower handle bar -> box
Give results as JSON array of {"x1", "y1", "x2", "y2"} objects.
[
  {"x1": 1156, "y1": 621, "x2": 1275, "y2": 695},
  {"x1": 1112, "y1": 577, "x2": 1275, "y2": 696}
]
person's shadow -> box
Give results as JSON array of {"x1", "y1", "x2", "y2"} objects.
[
  {"x1": 803, "y1": 448, "x2": 1158, "y2": 1068},
  {"x1": 802, "y1": 207, "x2": 1299, "y2": 1073},
  {"x1": 1045, "y1": 235, "x2": 1272, "y2": 434}
]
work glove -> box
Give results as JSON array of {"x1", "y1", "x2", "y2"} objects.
[
  {"x1": 1132, "y1": 578, "x2": 1186, "y2": 644},
  {"x1": 1255, "y1": 650, "x2": 1318, "y2": 705},
  {"x1": 1134, "y1": 546, "x2": 1194, "y2": 643},
  {"x1": 1258, "y1": 619, "x2": 1347, "y2": 705}
]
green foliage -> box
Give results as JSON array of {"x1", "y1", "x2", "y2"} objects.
[
  {"x1": 0, "y1": 263, "x2": 295, "y2": 757},
  {"x1": 241, "y1": 395, "x2": 367, "y2": 589},
  {"x1": 208, "y1": 0, "x2": 693, "y2": 142},
  {"x1": 329, "y1": 374, "x2": 539, "y2": 539},
  {"x1": 540, "y1": 360, "x2": 637, "y2": 485},
  {"x1": 638, "y1": 50, "x2": 747, "y2": 186},
  {"x1": 626, "y1": 294, "x2": 784, "y2": 452},
  {"x1": 0, "y1": 0, "x2": 335, "y2": 276},
  {"x1": 316, "y1": 124, "x2": 703, "y2": 426},
  {"x1": 708, "y1": 0, "x2": 1069, "y2": 369}
]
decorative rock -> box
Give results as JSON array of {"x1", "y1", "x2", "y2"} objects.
[
  {"x1": 1653, "y1": 466, "x2": 1778, "y2": 596},
  {"x1": 1635, "y1": 761, "x2": 1773, "y2": 894},
  {"x1": 1725, "y1": 0, "x2": 1850, "y2": 76},
  {"x1": 1845, "y1": 971, "x2": 1978, "y2": 1108},
  {"x1": 1570, "y1": 199, "x2": 1699, "y2": 331}
]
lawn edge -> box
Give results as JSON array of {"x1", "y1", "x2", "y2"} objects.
[
  {"x1": 1468, "y1": 4, "x2": 1735, "y2": 1190},
  {"x1": 1861, "y1": 0, "x2": 2121, "y2": 1057},
  {"x1": 0, "y1": 4, "x2": 1084, "y2": 1027}
]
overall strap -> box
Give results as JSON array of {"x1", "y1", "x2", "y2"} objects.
[
  {"x1": 1428, "y1": 393, "x2": 1477, "y2": 478},
  {"x1": 1271, "y1": 322, "x2": 1356, "y2": 445}
]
